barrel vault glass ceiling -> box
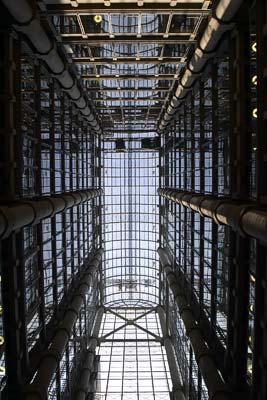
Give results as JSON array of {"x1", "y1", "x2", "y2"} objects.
[{"x1": 39, "y1": 0, "x2": 212, "y2": 137}]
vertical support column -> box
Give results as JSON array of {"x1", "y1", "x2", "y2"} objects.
[
  {"x1": 91, "y1": 133, "x2": 96, "y2": 250},
  {"x1": 1, "y1": 233, "x2": 29, "y2": 398},
  {"x1": 251, "y1": 243, "x2": 267, "y2": 399},
  {"x1": 256, "y1": 0, "x2": 267, "y2": 203},
  {"x1": 229, "y1": 6, "x2": 251, "y2": 200},
  {"x1": 35, "y1": 63, "x2": 47, "y2": 344},
  {"x1": 158, "y1": 132, "x2": 163, "y2": 305},
  {"x1": 49, "y1": 80, "x2": 59, "y2": 319},
  {"x1": 189, "y1": 92, "x2": 195, "y2": 304},
  {"x1": 211, "y1": 61, "x2": 218, "y2": 340},
  {"x1": 0, "y1": 30, "x2": 20, "y2": 200},
  {"x1": 96, "y1": 135, "x2": 102, "y2": 249},
  {"x1": 226, "y1": 5, "x2": 251, "y2": 394},
  {"x1": 198, "y1": 78, "x2": 205, "y2": 315},
  {"x1": 98, "y1": 135, "x2": 104, "y2": 305},
  {"x1": 251, "y1": 2, "x2": 267, "y2": 397},
  {"x1": 0, "y1": 29, "x2": 29, "y2": 399}
]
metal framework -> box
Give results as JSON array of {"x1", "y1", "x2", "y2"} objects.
[
  {"x1": 36, "y1": 0, "x2": 211, "y2": 136},
  {"x1": 0, "y1": 0, "x2": 267, "y2": 400}
]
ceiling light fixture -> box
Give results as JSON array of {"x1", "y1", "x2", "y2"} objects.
[{"x1": 94, "y1": 15, "x2": 102, "y2": 23}]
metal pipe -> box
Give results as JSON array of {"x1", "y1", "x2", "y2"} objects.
[
  {"x1": 159, "y1": 188, "x2": 267, "y2": 244},
  {"x1": 158, "y1": 0, "x2": 243, "y2": 131},
  {"x1": 157, "y1": 306, "x2": 186, "y2": 400},
  {"x1": 0, "y1": 189, "x2": 102, "y2": 239},
  {"x1": 1, "y1": 0, "x2": 101, "y2": 133},
  {"x1": 24, "y1": 249, "x2": 104, "y2": 400},
  {"x1": 91, "y1": 306, "x2": 104, "y2": 340},
  {"x1": 157, "y1": 248, "x2": 230, "y2": 400},
  {"x1": 73, "y1": 307, "x2": 104, "y2": 400},
  {"x1": 88, "y1": 356, "x2": 100, "y2": 397}
]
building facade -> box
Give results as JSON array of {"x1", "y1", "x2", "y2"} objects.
[{"x1": 0, "y1": 0, "x2": 266, "y2": 399}]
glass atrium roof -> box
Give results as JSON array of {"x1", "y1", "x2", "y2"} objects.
[
  {"x1": 41, "y1": 0, "x2": 211, "y2": 136},
  {"x1": 96, "y1": 309, "x2": 172, "y2": 400}
]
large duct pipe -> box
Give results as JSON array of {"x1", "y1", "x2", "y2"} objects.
[
  {"x1": 0, "y1": 188, "x2": 102, "y2": 239},
  {"x1": 2, "y1": 0, "x2": 101, "y2": 133},
  {"x1": 159, "y1": 188, "x2": 267, "y2": 244},
  {"x1": 24, "y1": 249, "x2": 104, "y2": 400},
  {"x1": 73, "y1": 307, "x2": 104, "y2": 400},
  {"x1": 158, "y1": 248, "x2": 229, "y2": 400},
  {"x1": 87, "y1": 355, "x2": 100, "y2": 398},
  {"x1": 157, "y1": 306, "x2": 186, "y2": 400},
  {"x1": 74, "y1": 354, "x2": 100, "y2": 400},
  {"x1": 158, "y1": 0, "x2": 243, "y2": 131}
]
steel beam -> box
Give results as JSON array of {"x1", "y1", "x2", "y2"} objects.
[
  {"x1": 87, "y1": 87, "x2": 170, "y2": 92},
  {"x1": 45, "y1": 3, "x2": 210, "y2": 15},
  {"x1": 73, "y1": 57, "x2": 183, "y2": 65},
  {"x1": 93, "y1": 97, "x2": 164, "y2": 102},
  {"x1": 82, "y1": 74, "x2": 180, "y2": 80},
  {"x1": 61, "y1": 35, "x2": 196, "y2": 45}
]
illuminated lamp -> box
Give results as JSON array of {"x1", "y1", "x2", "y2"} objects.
[
  {"x1": 94, "y1": 15, "x2": 102, "y2": 23},
  {"x1": 251, "y1": 42, "x2": 257, "y2": 53},
  {"x1": 252, "y1": 75, "x2": 257, "y2": 85}
]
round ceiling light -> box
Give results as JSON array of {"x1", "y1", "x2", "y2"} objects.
[{"x1": 94, "y1": 15, "x2": 102, "y2": 23}]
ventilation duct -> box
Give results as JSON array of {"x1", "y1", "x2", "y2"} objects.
[
  {"x1": 158, "y1": 0, "x2": 243, "y2": 132},
  {"x1": 2, "y1": 0, "x2": 101, "y2": 133}
]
